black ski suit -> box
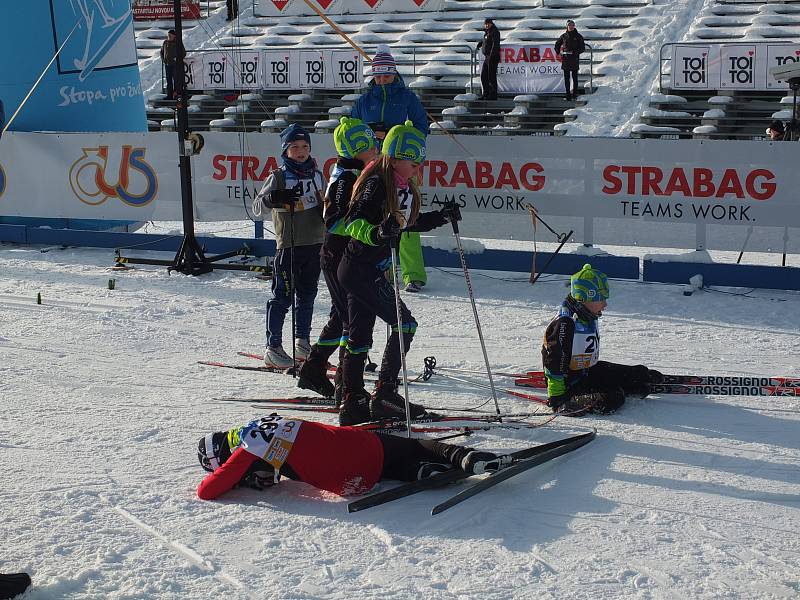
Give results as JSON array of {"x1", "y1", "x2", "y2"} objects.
[{"x1": 337, "y1": 174, "x2": 448, "y2": 395}]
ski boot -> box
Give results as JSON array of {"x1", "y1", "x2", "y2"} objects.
[
  {"x1": 339, "y1": 390, "x2": 372, "y2": 426},
  {"x1": 297, "y1": 351, "x2": 335, "y2": 398},
  {"x1": 369, "y1": 380, "x2": 429, "y2": 420}
]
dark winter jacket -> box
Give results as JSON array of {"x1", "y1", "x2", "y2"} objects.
[
  {"x1": 351, "y1": 77, "x2": 429, "y2": 136},
  {"x1": 160, "y1": 39, "x2": 186, "y2": 65},
  {"x1": 479, "y1": 24, "x2": 501, "y2": 60},
  {"x1": 321, "y1": 157, "x2": 364, "y2": 271},
  {"x1": 541, "y1": 296, "x2": 600, "y2": 396},
  {"x1": 343, "y1": 174, "x2": 445, "y2": 271},
  {"x1": 555, "y1": 30, "x2": 585, "y2": 71}
]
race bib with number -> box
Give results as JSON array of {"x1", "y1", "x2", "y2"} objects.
[
  {"x1": 397, "y1": 185, "x2": 413, "y2": 225},
  {"x1": 569, "y1": 325, "x2": 600, "y2": 370},
  {"x1": 238, "y1": 415, "x2": 303, "y2": 470}
]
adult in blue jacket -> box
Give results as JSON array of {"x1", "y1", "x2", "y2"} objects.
[
  {"x1": 351, "y1": 45, "x2": 429, "y2": 137},
  {"x1": 351, "y1": 45, "x2": 430, "y2": 292}
]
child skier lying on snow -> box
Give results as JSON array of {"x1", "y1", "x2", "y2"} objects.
[
  {"x1": 196, "y1": 415, "x2": 504, "y2": 500},
  {"x1": 542, "y1": 264, "x2": 664, "y2": 416}
]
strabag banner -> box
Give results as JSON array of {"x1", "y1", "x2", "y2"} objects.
[
  {"x1": 671, "y1": 43, "x2": 800, "y2": 90},
  {"x1": 254, "y1": 0, "x2": 446, "y2": 17},
  {"x1": 187, "y1": 50, "x2": 363, "y2": 90},
  {"x1": 0, "y1": 133, "x2": 798, "y2": 253},
  {"x1": 0, "y1": 1, "x2": 146, "y2": 133},
  {"x1": 493, "y1": 45, "x2": 566, "y2": 94}
]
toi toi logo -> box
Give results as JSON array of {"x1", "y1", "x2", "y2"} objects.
[
  {"x1": 69, "y1": 146, "x2": 157, "y2": 206},
  {"x1": 240, "y1": 59, "x2": 258, "y2": 86},
  {"x1": 681, "y1": 56, "x2": 706, "y2": 84},
  {"x1": 270, "y1": 59, "x2": 289, "y2": 85},
  {"x1": 338, "y1": 59, "x2": 358, "y2": 85},
  {"x1": 305, "y1": 59, "x2": 324, "y2": 85},
  {"x1": 727, "y1": 55, "x2": 753, "y2": 85}
]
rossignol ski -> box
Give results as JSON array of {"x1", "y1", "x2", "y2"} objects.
[
  {"x1": 514, "y1": 376, "x2": 800, "y2": 396},
  {"x1": 348, "y1": 429, "x2": 595, "y2": 513}
]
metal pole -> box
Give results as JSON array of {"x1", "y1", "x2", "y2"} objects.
[
  {"x1": 449, "y1": 216, "x2": 502, "y2": 417},
  {"x1": 389, "y1": 237, "x2": 413, "y2": 437}
]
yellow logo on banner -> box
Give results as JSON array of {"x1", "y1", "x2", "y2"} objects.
[
  {"x1": 0, "y1": 163, "x2": 5, "y2": 198},
  {"x1": 68, "y1": 145, "x2": 158, "y2": 206}
]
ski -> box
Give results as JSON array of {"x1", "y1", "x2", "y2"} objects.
[
  {"x1": 514, "y1": 377, "x2": 800, "y2": 397},
  {"x1": 430, "y1": 429, "x2": 596, "y2": 515},
  {"x1": 198, "y1": 360, "x2": 306, "y2": 376},
  {"x1": 348, "y1": 430, "x2": 595, "y2": 513},
  {"x1": 215, "y1": 395, "x2": 337, "y2": 406},
  {"x1": 516, "y1": 373, "x2": 800, "y2": 388},
  {"x1": 649, "y1": 384, "x2": 800, "y2": 397},
  {"x1": 237, "y1": 351, "x2": 336, "y2": 373}
]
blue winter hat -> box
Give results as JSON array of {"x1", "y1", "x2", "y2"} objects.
[
  {"x1": 280, "y1": 123, "x2": 311, "y2": 155},
  {"x1": 334, "y1": 117, "x2": 378, "y2": 158},
  {"x1": 570, "y1": 263, "x2": 609, "y2": 302},
  {"x1": 382, "y1": 120, "x2": 426, "y2": 163}
]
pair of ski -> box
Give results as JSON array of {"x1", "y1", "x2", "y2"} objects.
[
  {"x1": 201, "y1": 353, "x2": 549, "y2": 404},
  {"x1": 514, "y1": 374, "x2": 800, "y2": 397},
  {"x1": 348, "y1": 429, "x2": 596, "y2": 515},
  {"x1": 214, "y1": 395, "x2": 550, "y2": 433}
]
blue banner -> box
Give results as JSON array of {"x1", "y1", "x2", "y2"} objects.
[{"x1": 0, "y1": 0, "x2": 146, "y2": 133}]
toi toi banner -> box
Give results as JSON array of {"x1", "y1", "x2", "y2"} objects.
[
  {"x1": 671, "y1": 43, "x2": 800, "y2": 91},
  {"x1": 188, "y1": 50, "x2": 363, "y2": 90},
  {"x1": 0, "y1": 1, "x2": 146, "y2": 133},
  {"x1": 493, "y1": 45, "x2": 565, "y2": 94}
]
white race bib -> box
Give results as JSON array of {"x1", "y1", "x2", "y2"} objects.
[{"x1": 239, "y1": 415, "x2": 303, "y2": 470}]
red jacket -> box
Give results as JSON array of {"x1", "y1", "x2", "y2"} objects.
[{"x1": 197, "y1": 421, "x2": 384, "y2": 500}]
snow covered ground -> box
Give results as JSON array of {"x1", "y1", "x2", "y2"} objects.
[{"x1": 2, "y1": 235, "x2": 799, "y2": 599}]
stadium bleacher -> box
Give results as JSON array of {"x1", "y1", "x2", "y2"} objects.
[
  {"x1": 138, "y1": 0, "x2": 800, "y2": 139},
  {"x1": 137, "y1": 0, "x2": 661, "y2": 136},
  {"x1": 632, "y1": 0, "x2": 800, "y2": 141}
]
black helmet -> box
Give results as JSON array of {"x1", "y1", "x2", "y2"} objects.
[{"x1": 197, "y1": 431, "x2": 231, "y2": 472}]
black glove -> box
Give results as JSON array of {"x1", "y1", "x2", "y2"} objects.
[
  {"x1": 439, "y1": 201, "x2": 462, "y2": 224},
  {"x1": 373, "y1": 214, "x2": 401, "y2": 242},
  {"x1": 266, "y1": 182, "x2": 302, "y2": 208},
  {"x1": 476, "y1": 40, "x2": 483, "y2": 51}
]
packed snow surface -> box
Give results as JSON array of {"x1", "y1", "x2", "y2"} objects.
[{"x1": 1, "y1": 238, "x2": 799, "y2": 599}]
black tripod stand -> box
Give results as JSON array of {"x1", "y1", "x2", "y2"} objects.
[{"x1": 116, "y1": 0, "x2": 261, "y2": 275}]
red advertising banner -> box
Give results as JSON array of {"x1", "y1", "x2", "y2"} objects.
[{"x1": 132, "y1": 1, "x2": 202, "y2": 21}]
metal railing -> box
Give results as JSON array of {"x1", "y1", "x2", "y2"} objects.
[{"x1": 161, "y1": 42, "x2": 596, "y2": 98}]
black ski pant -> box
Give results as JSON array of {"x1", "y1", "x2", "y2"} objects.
[
  {"x1": 566, "y1": 361, "x2": 651, "y2": 413},
  {"x1": 338, "y1": 257, "x2": 416, "y2": 394},
  {"x1": 376, "y1": 433, "x2": 471, "y2": 482},
  {"x1": 563, "y1": 66, "x2": 579, "y2": 98},
  {"x1": 314, "y1": 256, "x2": 348, "y2": 363},
  {"x1": 481, "y1": 55, "x2": 500, "y2": 99}
]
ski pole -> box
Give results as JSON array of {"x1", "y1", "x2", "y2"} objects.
[
  {"x1": 289, "y1": 195, "x2": 297, "y2": 376},
  {"x1": 447, "y1": 207, "x2": 501, "y2": 417},
  {"x1": 389, "y1": 235, "x2": 413, "y2": 438}
]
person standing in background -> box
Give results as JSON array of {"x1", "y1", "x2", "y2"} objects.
[
  {"x1": 159, "y1": 30, "x2": 185, "y2": 99},
  {"x1": 476, "y1": 18, "x2": 501, "y2": 101},
  {"x1": 555, "y1": 20, "x2": 585, "y2": 101}
]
